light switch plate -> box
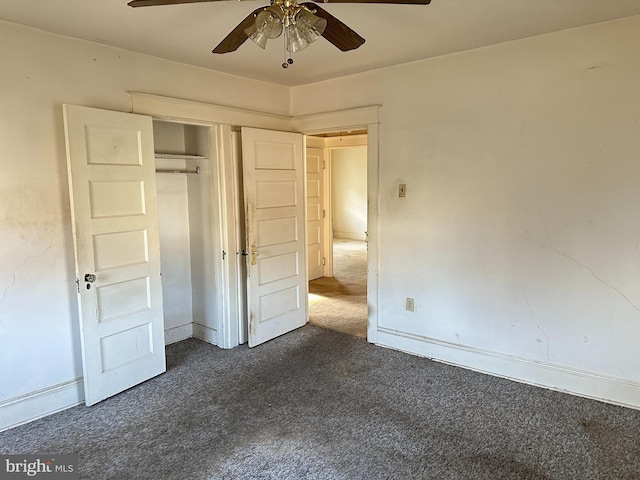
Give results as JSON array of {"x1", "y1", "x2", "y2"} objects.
[{"x1": 399, "y1": 183, "x2": 407, "y2": 197}]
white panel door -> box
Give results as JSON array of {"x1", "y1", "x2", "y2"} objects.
[
  {"x1": 63, "y1": 105, "x2": 165, "y2": 406},
  {"x1": 242, "y1": 127, "x2": 307, "y2": 347},
  {"x1": 306, "y1": 147, "x2": 325, "y2": 281}
]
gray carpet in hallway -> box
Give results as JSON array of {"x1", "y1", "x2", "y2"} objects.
[
  {"x1": 2, "y1": 326, "x2": 639, "y2": 479},
  {"x1": 309, "y1": 239, "x2": 367, "y2": 338}
]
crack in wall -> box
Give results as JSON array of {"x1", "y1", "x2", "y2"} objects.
[
  {"x1": 539, "y1": 214, "x2": 550, "y2": 242},
  {"x1": 0, "y1": 237, "x2": 54, "y2": 307},
  {"x1": 553, "y1": 247, "x2": 640, "y2": 314},
  {"x1": 521, "y1": 287, "x2": 550, "y2": 361},
  {"x1": 478, "y1": 251, "x2": 491, "y2": 295}
]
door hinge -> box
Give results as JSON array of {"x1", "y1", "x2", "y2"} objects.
[
  {"x1": 322, "y1": 209, "x2": 326, "y2": 218},
  {"x1": 322, "y1": 160, "x2": 326, "y2": 170},
  {"x1": 322, "y1": 257, "x2": 326, "y2": 266}
]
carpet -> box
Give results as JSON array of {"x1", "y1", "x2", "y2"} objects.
[
  {"x1": 1, "y1": 326, "x2": 639, "y2": 479},
  {"x1": 309, "y1": 239, "x2": 367, "y2": 338}
]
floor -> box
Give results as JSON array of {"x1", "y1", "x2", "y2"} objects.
[
  {"x1": 5, "y1": 327, "x2": 639, "y2": 479},
  {"x1": 308, "y1": 238, "x2": 367, "y2": 338}
]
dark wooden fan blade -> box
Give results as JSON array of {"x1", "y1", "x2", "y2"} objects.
[
  {"x1": 301, "y1": 3, "x2": 365, "y2": 52},
  {"x1": 312, "y1": 0, "x2": 430, "y2": 4},
  {"x1": 128, "y1": 0, "x2": 231, "y2": 7},
  {"x1": 212, "y1": 7, "x2": 265, "y2": 54}
]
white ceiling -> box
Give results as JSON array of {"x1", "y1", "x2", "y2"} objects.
[{"x1": 1, "y1": 0, "x2": 639, "y2": 86}]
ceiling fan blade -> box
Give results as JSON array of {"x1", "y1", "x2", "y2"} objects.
[
  {"x1": 301, "y1": 3, "x2": 365, "y2": 52},
  {"x1": 128, "y1": 0, "x2": 231, "y2": 7},
  {"x1": 212, "y1": 6, "x2": 265, "y2": 54},
  {"x1": 312, "y1": 0, "x2": 430, "y2": 4}
]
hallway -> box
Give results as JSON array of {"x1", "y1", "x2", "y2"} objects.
[{"x1": 308, "y1": 239, "x2": 367, "y2": 338}]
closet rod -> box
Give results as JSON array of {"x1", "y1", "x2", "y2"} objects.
[{"x1": 155, "y1": 166, "x2": 201, "y2": 175}]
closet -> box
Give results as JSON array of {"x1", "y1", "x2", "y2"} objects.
[{"x1": 153, "y1": 120, "x2": 220, "y2": 345}]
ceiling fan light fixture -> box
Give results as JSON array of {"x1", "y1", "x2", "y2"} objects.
[
  {"x1": 286, "y1": 8, "x2": 327, "y2": 53},
  {"x1": 244, "y1": 23, "x2": 270, "y2": 49},
  {"x1": 295, "y1": 8, "x2": 327, "y2": 42},
  {"x1": 286, "y1": 24, "x2": 310, "y2": 52},
  {"x1": 255, "y1": 7, "x2": 284, "y2": 38},
  {"x1": 245, "y1": 6, "x2": 283, "y2": 49}
]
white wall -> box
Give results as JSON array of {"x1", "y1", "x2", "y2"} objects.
[
  {"x1": 0, "y1": 19, "x2": 289, "y2": 428},
  {"x1": 157, "y1": 174, "x2": 194, "y2": 339},
  {"x1": 332, "y1": 146, "x2": 367, "y2": 240},
  {"x1": 293, "y1": 16, "x2": 640, "y2": 408}
]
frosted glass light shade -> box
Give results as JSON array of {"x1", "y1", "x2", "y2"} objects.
[
  {"x1": 255, "y1": 9, "x2": 283, "y2": 38},
  {"x1": 286, "y1": 25, "x2": 309, "y2": 52},
  {"x1": 295, "y1": 9, "x2": 327, "y2": 42},
  {"x1": 245, "y1": 23, "x2": 269, "y2": 49}
]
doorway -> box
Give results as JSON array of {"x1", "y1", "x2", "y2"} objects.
[
  {"x1": 153, "y1": 120, "x2": 220, "y2": 346},
  {"x1": 306, "y1": 132, "x2": 368, "y2": 338}
]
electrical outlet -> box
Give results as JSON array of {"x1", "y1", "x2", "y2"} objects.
[{"x1": 405, "y1": 297, "x2": 415, "y2": 312}]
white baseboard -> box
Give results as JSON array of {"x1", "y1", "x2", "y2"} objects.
[
  {"x1": 333, "y1": 232, "x2": 366, "y2": 241},
  {"x1": 192, "y1": 323, "x2": 219, "y2": 346},
  {"x1": 3, "y1": 325, "x2": 206, "y2": 432},
  {"x1": 376, "y1": 327, "x2": 640, "y2": 410},
  {"x1": 164, "y1": 323, "x2": 194, "y2": 345},
  {"x1": 0, "y1": 378, "x2": 84, "y2": 432}
]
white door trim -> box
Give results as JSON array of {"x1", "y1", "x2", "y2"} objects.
[
  {"x1": 293, "y1": 108, "x2": 380, "y2": 345},
  {"x1": 128, "y1": 92, "x2": 292, "y2": 131},
  {"x1": 129, "y1": 91, "x2": 380, "y2": 346}
]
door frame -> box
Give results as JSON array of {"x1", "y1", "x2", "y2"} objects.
[
  {"x1": 294, "y1": 111, "x2": 379, "y2": 344},
  {"x1": 129, "y1": 92, "x2": 380, "y2": 346}
]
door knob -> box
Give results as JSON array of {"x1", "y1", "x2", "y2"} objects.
[{"x1": 84, "y1": 273, "x2": 96, "y2": 283}]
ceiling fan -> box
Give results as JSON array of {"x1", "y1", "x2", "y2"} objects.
[{"x1": 128, "y1": 0, "x2": 432, "y2": 68}]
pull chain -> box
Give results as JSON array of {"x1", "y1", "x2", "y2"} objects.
[{"x1": 282, "y1": 26, "x2": 294, "y2": 68}]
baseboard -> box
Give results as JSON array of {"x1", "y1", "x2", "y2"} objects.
[
  {"x1": 333, "y1": 232, "x2": 366, "y2": 241},
  {"x1": 2, "y1": 326, "x2": 204, "y2": 432},
  {"x1": 164, "y1": 323, "x2": 194, "y2": 345},
  {"x1": 192, "y1": 323, "x2": 219, "y2": 346},
  {"x1": 0, "y1": 378, "x2": 84, "y2": 432},
  {"x1": 376, "y1": 327, "x2": 640, "y2": 410}
]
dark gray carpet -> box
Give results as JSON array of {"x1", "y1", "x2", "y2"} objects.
[{"x1": 1, "y1": 326, "x2": 639, "y2": 479}]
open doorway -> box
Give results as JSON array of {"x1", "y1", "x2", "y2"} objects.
[{"x1": 306, "y1": 132, "x2": 368, "y2": 338}]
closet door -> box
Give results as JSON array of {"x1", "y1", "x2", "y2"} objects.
[
  {"x1": 306, "y1": 146, "x2": 325, "y2": 281},
  {"x1": 242, "y1": 127, "x2": 307, "y2": 347},
  {"x1": 64, "y1": 105, "x2": 166, "y2": 406}
]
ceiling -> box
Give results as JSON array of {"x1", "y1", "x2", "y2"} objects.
[{"x1": 1, "y1": 0, "x2": 639, "y2": 87}]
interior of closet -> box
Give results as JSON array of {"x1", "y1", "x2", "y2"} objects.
[{"x1": 153, "y1": 120, "x2": 219, "y2": 346}]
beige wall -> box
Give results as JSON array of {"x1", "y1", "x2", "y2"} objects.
[
  {"x1": 0, "y1": 20, "x2": 289, "y2": 407},
  {"x1": 294, "y1": 16, "x2": 640, "y2": 404},
  {"x1": 332, "y1": 146, "x2": 367, "y2": 240}
]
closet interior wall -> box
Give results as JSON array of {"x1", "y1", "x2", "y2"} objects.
[{"x1": 153, "y1": 120, "x2": 219, "y2": 346}]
